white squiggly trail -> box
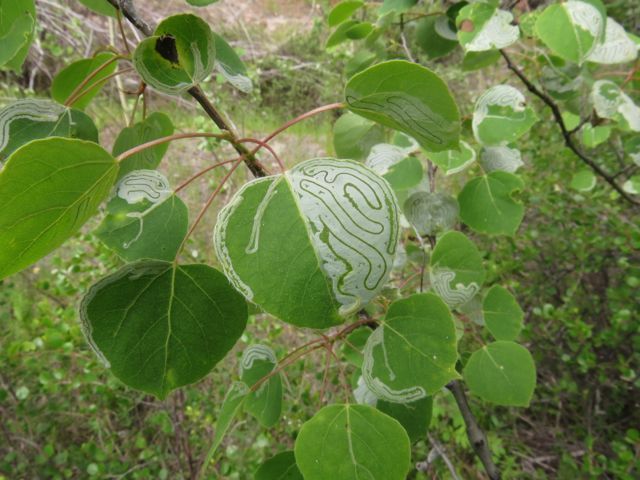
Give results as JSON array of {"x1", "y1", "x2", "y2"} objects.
[
  {"x1": 480, "y1": 146, "x2": 523, "y2": 173},
  {"x1": 0, "y1": 99, "x2": 66, "y2": 155},
  {"x1": 288, "y1": 159, "x2": 399, "y2": 315},
  {"x1": 435, "y1": 16, "x2": 457, "y2": 41},
  {"x1": 430, "y1": 140, "x2": 476, "y2": 176},
  {"x1": 565, "y1": 0, "x2": 603, "y2": 61},
  {"x1": 591, "y1": 80, "x2": 640, "y2": 132},
  {"x1": 246, "y1": 179, "x2": 280, "y2": 254},
  {"x1": 472, "y1": 85, "x2": 527, "y2": 144},
  {"x1": 239, "y1": 344, "x2": 277, "y2": 375},
  {"x1": 430, "y1": 268, "x2": 480, "y2": 309},
  {"x1": 353, "y1": 375, "x2": 378, "y2": 406},
  {"x1": 116, "y1": 170, "x2": 173, "y2": 249},
  {"x1": 464, "y1": 9, "x2": 519, "y2": 52},
  {"x1": 362, "y1": 327, "x2": 427, "y2": 403},
  {"x1": 215, "y1": 61, "x2": 253, "y2": 94},
  {"x1": 587, "y1": 17, "x2": 638, "y2": 65},
  {"x1": 365, "y1": 143, "x2": 409, "y2": 175}
]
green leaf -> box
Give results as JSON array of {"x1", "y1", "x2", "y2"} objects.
[
  {"x1": 326, "y1": 20, "x2": 359, "y2": 48},
  {"x1": 0, "y1": 0, "x2": 36, "y2": 71},
  {"x1": 570, "y1": 169, "x2": 596, "y2": 192},
  {"x1": 294, "y1": 404, "x2": 411, "y2": 480},
  {"x1": 207, "y1": 381, "x2": 249, "y2": 460},
  {"x1": 622, "y1": 175, "x2": 640, "y2": 195},
  {"x1": 479, "y1": 146, "x2": 523, "y2": 173},
  {"x1": 94, "y1": 170, "x2": 188, "y2": 262},
  {"x1": 587, "y1": 17, "x2": 638, "y2": 65},
  {"x1": 383, "y1": 156, "x2": 423, "y2": 192},
  {"x1": 429, "y1": 231, "x2": 485, "y2": 309},
  {"x1": 255, "y1": 451, "x2": 303, "y2": 480},
  {"x1": 77, "y1": 0, "x2": 117, "y2": 17},
  {"x1": 79, "y1": 260, "x2": 248, "y2": 398},
  {"x1": 458, "y1": 171, "x2": 525, "y2": 236},
  {"x1": 428, "y1": 140, "x2": 476, "y2": 175},
  {"x1": 483, "y1": 285, "x2": 523, "y2": 341},
  {"x1": 51, "y1": 52, "x2": 119, "y2": 110},
  {"x1": 345, "y1": 60, "x2": 461, "y2": 152},
  {"x1": 415, "y1": 16, "x2": 458, "y2": 60},
  {"x1": 0, "y1": 138, "x2": 117, "y2": 280},
  {"x1": 462, "y1": 49, "x2": 500, "y2": 71},
  {"x1": 0, "y1": 99, "x2": 98, "y2": 162},
  {"x1": 535, "y1": 1, "x2": 605, "y2": 64},
  {"x1": 364, "y1": 142, "x2": 422, "y2": 192},
  {"x1": 457, "y1": 4, "x2": 519, "y2": 52},
  {"x1": 112, "y1": 112, "x2": 175, "y2": 179},
  {"x1": 345, "y1": 22, "x2": 374, "y2": 40},
  {"x1": 472, "y1": 85, "x2": 538, "y2": 146},
  {"x1": 212, "y1": 33, "x2": 252, "y2": 93},
  {"x1": 186, "y1": 0, "x2": 220, "y2": 5},
  {"x1": 377, "y1": 396, "x2": 432, "y2": 444},
  {"x1": 379, "y1": 0, "x2": 417, "y2": 15},
  {"x1": 240, "y1": 344, "x2": 282, "y2": 428},
  {"x1": 328, "y1": 1, "x2": 364, "y2": 27},
  {"x1": 581, "y1": 124, "x2": 611, "y2": 148},
  {"x1": 625, "y1": 136, "x2": 640, "y2": 166},
  {"x1": 362, "y1": 293, "x2": 459, "y2": 401},
  {"x1": 333, "y1": 112, "x2": 385, "y2": 160},
  {"x1": 133, "y1": 14, "x2": 216, "y2": 94},
  {"x1": 463, "y1": 341, "x2": 536, "y2": 406},
  {"x1": 214, "y1": 158, "x2": 399, "y2": 328},
  {"x1": 590, "y1": 80, "x2": 640, "y2": 132},
  {"x1": 403, "y1": 192, "x2": 458, "y2": 236},
  {"x1": 342, "y1": 327, "x2": 372, "y2": 368}
]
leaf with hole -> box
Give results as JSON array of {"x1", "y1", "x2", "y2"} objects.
[
  {"x1": 458, "y1": 171, "x2": 525, "y2": 236},
  {"x1": 239, "y1": 344, "x2": 282, "y2": 428},
  {"x1": 294, "y1": 404, "x2": 411, "y2": 480},
  {"x1": 80, "y1": 260, "x2": 248, "y2": 398},
  {"x1": 0, "y1": 99, "x2": 98, "y2": 162},
  {"x1": 429, "y1": 231, "x2": 485, "y2": 309},
  {"x1": 94, "y1": 170, "x2": 188, "y2": 262},
  {"x1": 51, "y1": 53, "x2": 119, "y2": 110},
  {"x1": 456, "y1": 4, "x2": 519, "y2": 52},
  {"x1": 483, "y1": 285, "x2": 523, "y2": 341},
  {"x1": 255, "y1": 451, "x2": 302, "y2": 480},
  {"x1": 463, "y1": 341, "x2": 536, "y2": 406},
  {"x1": 0, "y1": 0, "x2": 36, "y2": 71},
  {"x1": 214, "y1": 158, "x2": 399, "y2": 328},
  {"x1": 345, "y1": 60, "x2": 461, "y2": 152},
  {"x1": 472, "y1": 85, "x2": 538, "y2": 146},
  {"x1": 362, "y1": 293, "x2": 459, "y2": 402},
  {"x1": 0, "y1": 138, "x2": 117, "y2": 280},
  {"x1": 133, "y1": 14, "x2": 216, "y2": 94},
  {"x1": 112, "y1": 112, "x2": 175, "y2": 179}
]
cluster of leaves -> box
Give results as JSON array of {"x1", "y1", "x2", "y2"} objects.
[{"x1": 1, "y1": 0, "x2": 638, "y2": 478}]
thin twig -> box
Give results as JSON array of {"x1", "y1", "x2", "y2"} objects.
[
  {"x1": 115, "y1": 132, "x2": 232, "y2": 163},
  {"x1": 500, "y1": 49, "x2": 639, "y2": 206},
  {"x1": 63, "y1": 54, "x2": 127, "y2": 106}
]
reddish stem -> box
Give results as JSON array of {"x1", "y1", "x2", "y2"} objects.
[
  {"x1": 64, "y1": 54, "x2": 127, "y2": 106},
  {"x1": 174, "y1": 159, "x2": 239, "y2": 193},
  {"x1": 116, "y1": 132, "x2": 231, "y2": 163},
  {"x1": 236, "y1": 137, "x2": 284, "y2": 173},
  {"x1": 66, "y1": 67, "x2": 134, "y2": 107}
]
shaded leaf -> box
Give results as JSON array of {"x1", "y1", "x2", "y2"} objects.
[
  {"x1": 240, "y1": 344, "x2": 282, "y2": 428},
  {"x1": 483, "y1": 285, "x2": 523, "y2": 341},
  {"x1": 255, "y1": 451, "x2": 302, "y2": 480}
]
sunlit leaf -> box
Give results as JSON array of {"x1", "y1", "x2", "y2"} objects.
[
  {"x1": 581, "y1": 124, "x2": 611, "y2": 148},
  {"x1": 570, "y1": 169, "x2": 596, "y2": 192},
  {"x1": 456, "y1": 4, "x2": 519, "y2": 52},
  {"x1": 345, "y1": 60, "x2": 461, "y2": 152},
  {"x1": 328, "y1": 1, "x2": 364, "y2": 27},
  {"x1": 214, "y1": 158, "x2": 399, "y2": 328},
  {"x1": 590, "y1": 80, "x2": 640, "y2": 132},
  {"x1": 587, "y1": 17, "x2": 639, "y2": 65},
  {"x1": 294, "y1": 404, "x2": 411, "y2": 480},
  {"x1": 80, "y1": 260, "x2": 248, "y2": 398},
  {"x1": 0, "y1": 138, "x2": 117, "y2": 279}
]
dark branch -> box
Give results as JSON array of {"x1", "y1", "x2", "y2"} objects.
[
  {"x1": 447, "y1": 380, "x2": 501, "y2": 480},
  {"x1": 106, "y1": 0, "x2": 267, "y2": 177},
  {"x1": 500, "y1": 50, "x2": 639, "y2": 207}
]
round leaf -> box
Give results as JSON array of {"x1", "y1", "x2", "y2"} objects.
[
  {"x1": 0, "y1": 138, "x2": 117, "y2": 280},
  {"x1": 429, "y1": 231, "x2": 485, "y2": 309},
  {"x1": 472, "y1": 85, "x2": 538, "y2": 146},
  {"x1": 94, "y1": 170, "x2": 188, "y2": 262},
  {"x1": 80, "y1": 260, "x2": 248, "y2": 398},
  {"x1": 458, "y1": 171, "x2": 525, "y2": 236},
  {"x1": 587, "y1": 17, "x2": 639, "y2": 65},
  {"x1": 133, "y1": 14, "x2": 216, "y2": 95},
  {"x1": 483, "y1": 285, "x2": 523, "y2": 341},
  {"x1": 362, "y1": 293, "x2": 459, "y2": 401},
  {"x1": 463, "y1": 341, "x2": 536, "y2": 407},
  {"x1": 294, "y1": 404, "x2": 411, "y2": 480},
  {"x1": 570, "y1": 169, "x2": 597, "y2": 192},
  {"x1": 345, "y1": 60, "x2": 461, "y2": 152},
  {"x1": 456, "y1": 4, "x2": 519, "y2": 52},
  {"x1": 479, "y1": 146, "x2": 523, "y2": 173},
  {"x1": 214, "y1": 158, "x2": 400, "y2": 328},
  {"x1": 403, "y1": 192, "x2": 459, "y2": 236},
  {"x1": 377, "y1": 396, "x2": 432, "y2": 444},
  {"x1": 255, "y1": 451, "x2": 302, "y2": 480}
]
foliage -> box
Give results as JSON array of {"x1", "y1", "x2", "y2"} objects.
[{"x1": 0, "y1": 0, "x2": 638, "y2": 478}]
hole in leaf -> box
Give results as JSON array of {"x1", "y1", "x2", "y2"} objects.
[{"x1": 156, "y1": 35, "x2": 179, "y2": 64}]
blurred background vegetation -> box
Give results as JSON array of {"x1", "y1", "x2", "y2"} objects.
[{"x1": 0, "y1": 0, "x2": 638, "y2": 479}]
